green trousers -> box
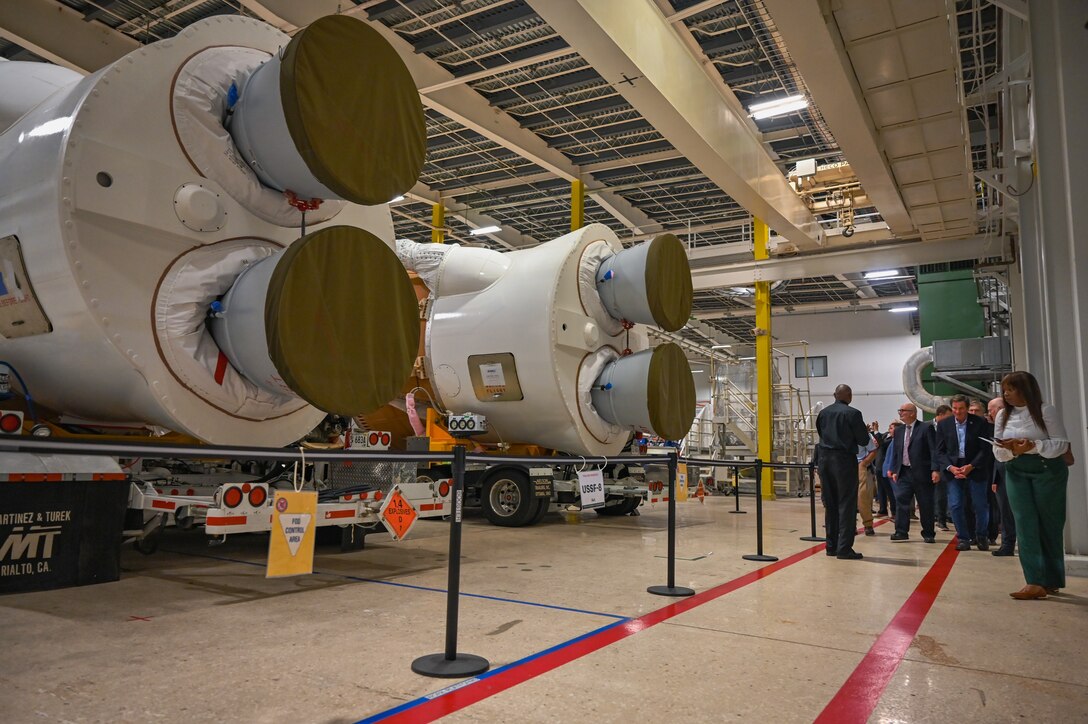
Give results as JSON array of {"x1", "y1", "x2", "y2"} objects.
[{"x1": 1004, "y1": 454, "x2": 1068, "y2": 589}]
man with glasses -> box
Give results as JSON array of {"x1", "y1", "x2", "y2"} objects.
[
  {"x1": 888, "y1": 402, "x2": 939, "y2": 543},
  {"x1": 815, "y1": 384, "x2": 871, "y2": 559}
]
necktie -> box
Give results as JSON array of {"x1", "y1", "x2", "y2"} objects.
[{"x1": 902, "y1": 423, "x2": 912, "y2": 466}]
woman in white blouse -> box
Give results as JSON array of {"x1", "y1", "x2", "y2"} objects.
[{"x1": 992, "y1": 371, "x2": 1070, "y2": 600}]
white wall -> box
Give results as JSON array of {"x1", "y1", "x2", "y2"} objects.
[{"x1": 771, "y1": 309, "x2": 920, "y2": 428}]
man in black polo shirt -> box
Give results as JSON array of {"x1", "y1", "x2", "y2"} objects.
[{"x1": 815, "y1": 384, "x2": 871, "y2": 559}]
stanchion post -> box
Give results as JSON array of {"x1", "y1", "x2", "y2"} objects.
[
  {"x1": 412, "y1": 446, "x2": 490, "y2": 677},
  {"x1": 648, "y1": 450, "x2": 694, "y2": 597},
  {"x1": 729, "y1": 464, "x2": 745, "y2": 514},
  {"x1": 800, "y1": 461, "x2": 825, "y2": 542},
  {"x1": 742, "y1": 459, "x2": 778, "y2": 562}
]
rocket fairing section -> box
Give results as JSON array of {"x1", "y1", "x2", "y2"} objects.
[
  {"x1": 397, "y1": 226, "x2": 697, "y2": 458},
  {"x1": 0, "y1": 15, "x2": 424, "y2": 446}
]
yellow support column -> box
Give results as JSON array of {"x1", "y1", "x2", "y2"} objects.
[
  {"x1": 571, "y1": 179, "x2": 585, "y2": 231},
  {"x1": 431, "y1": 203, "x2": 445, "y2": 244},
  {"x1": 754, "y1": 218, "x2": 775, "y2": 500}
]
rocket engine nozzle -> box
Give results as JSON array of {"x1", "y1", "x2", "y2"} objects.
[
  {"x1": 591, "y1": 343, "x2": 696, "y2": 441},
  {"x1": 595, "y1": 233, "x2": 693, "y2": 332},
  {"x1": 228, "y1": 15, "x2": 425, "y2": 206},
  {"x1": 208, "y1": 226, "x2": 420, "y2": 416}
]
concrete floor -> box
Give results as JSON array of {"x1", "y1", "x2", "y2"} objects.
[{"x1": 1, "y1": 494, "x2": 1086, "y2": 723}]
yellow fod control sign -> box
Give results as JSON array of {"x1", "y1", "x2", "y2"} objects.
[
  {"x1": 676, "y1": 463, "x2": 689, "y2": 502},
  {"x1": 267, "y1": 491, "x2": 317, "y2": 578},
  {"x1": 380, "y1": 487, "x2": 418, "y2": 541}
]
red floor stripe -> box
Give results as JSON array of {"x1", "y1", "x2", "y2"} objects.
[
  {"x1": 814, "y1": 539, "x2": 961, "y2": 724},
  {"x1": 382, "y1": 543, "x2": 831, "y2": 723}
]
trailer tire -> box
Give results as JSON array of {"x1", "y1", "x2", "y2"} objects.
[
  {"x1": 595, "y1": 497, "x2": 641, "y2": 516},
  {"x1": 134, "y1": 534, "x2": 159, "y2": 555},
  {"x1": 483, "y1": 469, "x2": 537, "y2": 527},
  {"x1": 528, "y1": 497, "x2": 550, "y2": 525}
]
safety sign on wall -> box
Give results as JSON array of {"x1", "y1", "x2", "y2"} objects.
[{"x1": 267, "y1": 491, "x2": 317, "y2": 578}]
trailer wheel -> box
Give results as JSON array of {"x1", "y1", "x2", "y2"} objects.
[
  {"x1": 134, "y1": 534, "x2": 159, "y2": 555},
  {"x1": 595, "y1": 497, "x2": 641, "y2": 516},
  {"x1": 483, "y1": 470, "x2": 537, "y2": 527},
  {"x1": 528, "y1": 497, "x2": 550, "y2": 525}
]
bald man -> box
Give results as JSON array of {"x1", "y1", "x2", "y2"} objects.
[
  {"x1": 888, "y1": 401, "x2": 938, "y2": 543},
  {"x1": 815, "y1": 384, "x2": 871, "y2": 559}
]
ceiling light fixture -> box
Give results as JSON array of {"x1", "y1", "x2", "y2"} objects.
[
  {"x1": 469, "y1": 225, "x2": 502, "y2": 236},
  {"x1": 889, "y1": 306, "x2": 918, "y2": 313},
  {"x1": 389, "y1": 195, "x2": 406, "y2": 203},
  {"x1": 748, "y1": 94, "x2": 808, "y2": 120},
  {"x1": 864, "y1": 269, "x2": 900, "y2": 279},
  {"x1": 710, "y1": 344, "x2": 733, "y2": 349}
]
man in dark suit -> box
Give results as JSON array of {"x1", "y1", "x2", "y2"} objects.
[
  {"x1": 888, "y1": 401, "x2": 938, "y2": 543},
  {"x1": 936, "y1": 394, "x2": 994, "y2": 551},
  {"x1": 815, "y1": 384, "x2": 871, "y2": 560}
]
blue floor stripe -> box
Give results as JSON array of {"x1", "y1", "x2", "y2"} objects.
[
  {"x1": 160, "y1": 548, "x2": 625, "y2": 620},
  {"x1": 356, "y1": 618, "x2": 630, "y2": 723}
]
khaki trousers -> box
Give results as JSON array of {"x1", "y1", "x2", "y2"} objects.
[{"x1": 857, "y1": 463, "x2": 875, "y2": 527}]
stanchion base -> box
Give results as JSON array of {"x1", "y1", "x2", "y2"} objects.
[
  {"x1": 728, "y1": 510, "x2": 748, "y2": 515},
  {"x1": 411, "y1": 653, "x2": 490, "y2": 679},
  {"x1": 800, "y1": 535, "x2": 826, "y2": 541},
  {"x1": 647, "y1": 584, "x2": 695, "y2": 597},
  {"x1": 742, "y1": 554, "x2": 779, "y2": 562}
]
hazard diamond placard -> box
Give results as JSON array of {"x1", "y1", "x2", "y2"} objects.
[{"x1": 380, "y1": 488, "x2": 418, "y2": 541}]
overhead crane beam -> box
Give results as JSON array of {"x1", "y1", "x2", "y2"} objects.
[
  {"x1": 693, "y1": 294, "x2": 920, "y2": 320},
  {"x1": 531, "y1": 0, "x2": 825, "y2": 251},
  {"x1": 0, "y1": 0, "x2": 138, "y2": 72},
  {"x1": 691, "y1": 236, "x2": 1008, "y2": 290},
  {"x1": 761, "y1": 0, "x2": 914, "y2": 238}
]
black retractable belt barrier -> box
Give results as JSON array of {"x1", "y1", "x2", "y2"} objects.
[
  {"x1": 742, "y1": 459, "x2": 778, "y2": 562},
  {"x1": 648, "y1": 451, "x2": 694, "y2": 597},
  {"x1": 729, "y1": 464, "x2": 745, "y2": 514},
  {"x1": 800, "y1": 461, "x2": 825, "y2": 542},
  {"x1": 412, "y1": 445, "x2": 490, "y2": 678}
]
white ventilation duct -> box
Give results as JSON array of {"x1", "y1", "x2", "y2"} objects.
[{"x1": 902, "y1": 346, "x2": 946, "y2": 414}]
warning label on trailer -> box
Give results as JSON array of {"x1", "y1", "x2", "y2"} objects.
[
  {"x1": 380, "y1": 489, "x2": 417, "y2": 541},
  {"x1": 267, "y1": 491, "x2": 317, "y2": 578}
]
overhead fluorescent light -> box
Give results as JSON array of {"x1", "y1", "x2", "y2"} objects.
[
  {"x1": 864, "y1": 269, "x2": 900, "y2": 279},
  {"x1": 748, "y1": 94, "x2": 808, "y2": 120},
  {"x1": 389, "y1": 195, "x2": 406, "y2": 203},
  {"x1": 710, "y1": 344, "x2": 733, "y2": 349},
  {"x1": 469, "y1": 225, "x2": 502, "y2": 236},
  {"x1": 889, "y1": 306, "x2": 918, "y2": 313},
  {"x1": 738, "y1": 356, "x2": 756, "y2": 360}
]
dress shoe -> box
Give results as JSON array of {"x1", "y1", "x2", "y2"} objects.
[
  {"x1": 989, "y1": 538, "x2": 998, "y2": 546},
  {"x1": 976, "y1": 538, "x2": 990, "y2": 551},
  {"x1": 865, "y1": 527, "x2": 875, "y2": 536},
  {"x1": 936, "y1": 523, "x2": 950, "y2": 532},
  {"x1": 923, "y1": 536, "x2": 935, "y2": 544},
  {"x1": 837, "y1": 550, "x2": 863, "y2": 560},
  {"x1": 890, "y1": 532, "x2": 909, "y2": 542},
  {"x1": 825, "y1": 548, "x2": 838, "y2": 557},
  {"x1": 877, "y1": 509, "x2": 889, "y2": 517},
  {"x1": 910, "y1": 512, "x2": 919, "y2": 520},
  {"x1": 992, "y1": 548, "x2": 1015, "y2": 557},
  {"x1": 1009, "y1": 585, "x2": 1048, "y2": 600},
  {"x1": 955, "y1": 540, "x2": 971, "y2": 551}
]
